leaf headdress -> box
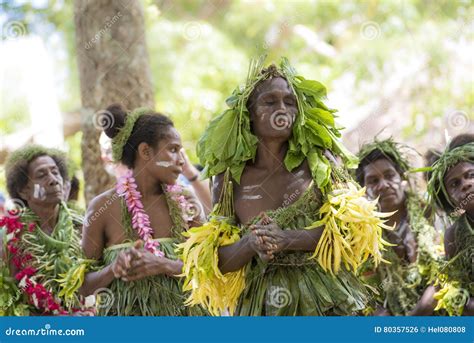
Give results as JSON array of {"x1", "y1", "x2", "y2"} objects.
[
  {"x1": 427, "y1": 142, "x2": 474, "y2": 212},
  {"x1": 197, "y1": 56, "x2": 358, "y2": 192}
]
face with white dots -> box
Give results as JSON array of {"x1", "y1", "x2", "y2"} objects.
[{"x1": 250, "y1": 77, "x2": 298, "y2": 140}]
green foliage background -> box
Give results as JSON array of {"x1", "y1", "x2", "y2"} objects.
[{"x1": 0, "y1": 0, "x2": 472, "y2": 198}]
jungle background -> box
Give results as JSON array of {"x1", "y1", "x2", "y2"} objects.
[{"x1": 0, "y1": 0, "x2": 473, "y2": 206}]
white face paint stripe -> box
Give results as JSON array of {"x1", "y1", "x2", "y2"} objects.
[
  {"x1": 33, "y1": 184, "x2": 40, "y2": 198},
  {"x1": 156, "y1": 161, "x2": 173, "y2": 168},
  {"x1": 33, "y1": 184, "x2": 45, "y2": 199}
]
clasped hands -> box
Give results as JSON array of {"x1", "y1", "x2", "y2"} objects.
[
  {"x1": 111, "y1": 240, "x2": 169, "y2": 282},
  {"x1": 248, "y1": 213, "x2": 287, "y2": 262}
]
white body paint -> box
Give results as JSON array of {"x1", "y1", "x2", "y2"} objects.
[
  {"x1": 242, "y1": 194, "x2": 263, "y2": 200},
  {"x1": 241, "y1": 184, "x2": 263, "y2": 200},
  {"x1": 243, "y1": 184, "x2": 260, "y2": 191}
]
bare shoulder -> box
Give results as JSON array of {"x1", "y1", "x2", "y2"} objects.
[
  {"x1": 87, "y1": 189, "x2": 120, "y2": 214},
  {"x1": 83, "y1": 188, "x2": 121, "y2": 259},
  {"x1": 85, "y1": 188, "x2": 121, "y2": 228},
  {"x1": 90, "y1": 188, "x2": 119, "y2": 207}
]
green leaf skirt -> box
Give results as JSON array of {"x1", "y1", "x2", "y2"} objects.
[{"x1": 101, "y1": 238, "x2": 206, "y2": 316}]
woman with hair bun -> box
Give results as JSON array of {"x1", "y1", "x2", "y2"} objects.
[{"x1": 79, "y1": 104, "x2": 206, "y2": 316}]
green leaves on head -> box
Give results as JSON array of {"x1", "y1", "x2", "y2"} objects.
[{"x1": 197, "y1": 56, "x2": 356, "y2": 190}]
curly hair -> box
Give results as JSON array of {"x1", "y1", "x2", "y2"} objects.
[{"x1": 5, "y1": 145, "x2": 68, "y2": 207}]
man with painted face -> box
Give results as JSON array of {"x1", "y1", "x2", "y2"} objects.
[
  {"x1": 356, "y1": 138, "x2": 441, "y2": 316},
  {"x1": 428, "y1": 133, "x2": 473, "y2": 316},
  {"x1": 0, "y1": 145, "x2": 90, "y2": 315},
  {"x1": 180, "y1": 58, "x2": 392, "y2": 316}
]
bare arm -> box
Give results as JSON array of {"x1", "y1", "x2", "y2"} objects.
[
  {"x1": 218, "y1": 227, "x2": 323, "y2": 274},
  {"x1": 444, "y1": 224, "x2": 457, "y2": 259},
  {"x1": 444, "y1": 224, "x2": 473, "y2": 316},
  {"x1": 211, "y1": 173, "x2": 225, "y2": 206},
  {"x1": 212, "y1": 173, "x2": 272, "y2": 273},
  {"x1": 79, "y1": 195, "x2": 125, "y2": 296},
  {"x1": 373, "y1": 306, "x2": 392, "y2": 316},
  {"x1": 251, "y1": 222, "x2": 324, "y2": 256},
  {"x1": 282, "y1": 227, "x2": 324, "y2": 251},
  {"x1": 188, "y1": 177, "x2": 212, "y2": 216},
  {"x1": 463, "y1": 298, "x2": 474, "y2": 316},
  {"x1": 218, "y1": 235, "x2": 258, "y2": 274},
  {"x1": 408, "y1": 285, "x2": 437, "y2": 316},
  {"x1": 213, "y1": 172, "x2": 253, "y2": 273},
  {"x1": 181, "y1": 150, "x2": 212, "y2": 215}
]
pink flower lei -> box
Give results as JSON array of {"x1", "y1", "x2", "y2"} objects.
[
  {"x1": 116, "y1": 170, "x2": 167, "y2": 256},
  {"x1": 116, "y1": 170, "x2": 194, "y2": 257},
  {"x1": 116, "y1": 169, "x2": 164, "y2": 256}
]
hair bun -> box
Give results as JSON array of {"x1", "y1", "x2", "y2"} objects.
[{"x1": 103, "y1": 103, "x2": 127, "y2": 139}]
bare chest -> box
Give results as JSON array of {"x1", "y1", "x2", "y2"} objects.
[
  {"x1": 104, "y1": 195, "x2": 175, "y2": 246},
  {"x1": 234, "y1": 166, "x2": 312, "y2": 225}
]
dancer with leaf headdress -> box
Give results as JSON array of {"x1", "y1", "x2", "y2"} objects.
[
  {"x1": 427, "y1": 134, "x2": 474, "y2": 316},
  {"x1": 0, "y1": 145, "x2": 92, "y2": 316},
  {"x1": 356, "y1": 138, "x2": 442, "y2": 315},
  {"x1": 178, "y1": 57, "x2": 393, "y2": 316},
  {"x1": 79, "y1": 104, "x2": 206, "y2": 316}
]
